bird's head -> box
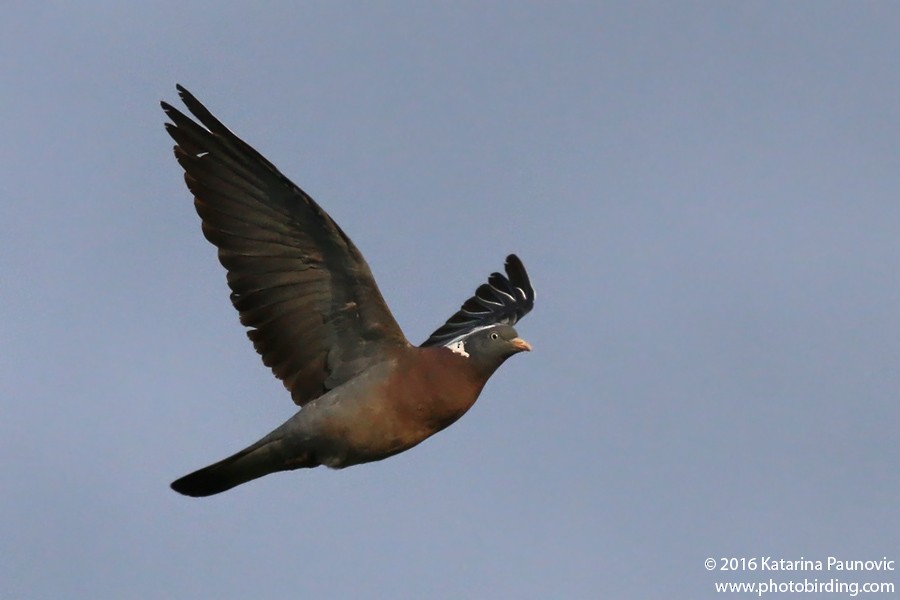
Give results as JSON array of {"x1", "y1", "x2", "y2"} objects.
[{"x1": 446, "y1": 324, "x2": 531, "y2": 375}]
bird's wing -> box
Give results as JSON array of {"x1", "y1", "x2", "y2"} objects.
[
  {"x1": 421, "y1": 254, "x2": 535, "y2": 346},
  {"x1": 162, "y1": 85, "x2": 409, "y2": 406}
]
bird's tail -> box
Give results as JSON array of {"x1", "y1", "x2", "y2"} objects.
[{"x1": 171, "y1": 435, "x2": 311, "y2": 497}]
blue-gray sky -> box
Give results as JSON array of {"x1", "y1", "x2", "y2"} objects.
[{"x1": 3, "y1": 3, "x2": 898, "y2": 598}]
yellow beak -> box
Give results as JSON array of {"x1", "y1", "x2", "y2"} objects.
[{"x1": 511, "y1": 337, "x2": 532, "y2": 352}]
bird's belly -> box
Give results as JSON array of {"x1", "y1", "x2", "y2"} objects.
[{"x1": 313, "y1": 391, "x2": 473, "y2": 469}]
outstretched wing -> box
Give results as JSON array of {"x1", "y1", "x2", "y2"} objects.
[
  {"x1": 162, "y1": 85, "x2": 409, "y2": 406},
  {"x1": 421, "y1": 254, "x2": 535, "y2": 347}
]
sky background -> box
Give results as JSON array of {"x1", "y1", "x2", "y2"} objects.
[{"x1": 3, "y1": 2, "x2": 899, "y2": 598}]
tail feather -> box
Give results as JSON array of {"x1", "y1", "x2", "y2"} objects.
[{"x1": 172, "y1": 438, "x2": 286, "y2": 497}]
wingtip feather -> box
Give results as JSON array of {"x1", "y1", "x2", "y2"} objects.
[{"x1": 421, "y1": 255, "x2": 535, "y2": 347}]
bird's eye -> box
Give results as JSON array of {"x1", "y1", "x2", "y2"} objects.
[{"x1": 490, "y1": 332, "x2": 499, "y2": 340}]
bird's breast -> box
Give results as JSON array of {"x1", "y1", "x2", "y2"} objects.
[{"x1": 305, "y1": 349, "x2": 487, "y2": 467}]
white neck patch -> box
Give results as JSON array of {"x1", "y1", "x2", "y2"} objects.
[
  {"x1": 448, "y1": 339, "x2": 469, "y2": 358},
  {"x1": 443, "y1": 325, "x2": 497, "y2": 359}
]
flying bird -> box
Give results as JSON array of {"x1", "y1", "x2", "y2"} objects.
[{"x1": 162, "y1": 85, "x2": 535, "y2": 497}]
